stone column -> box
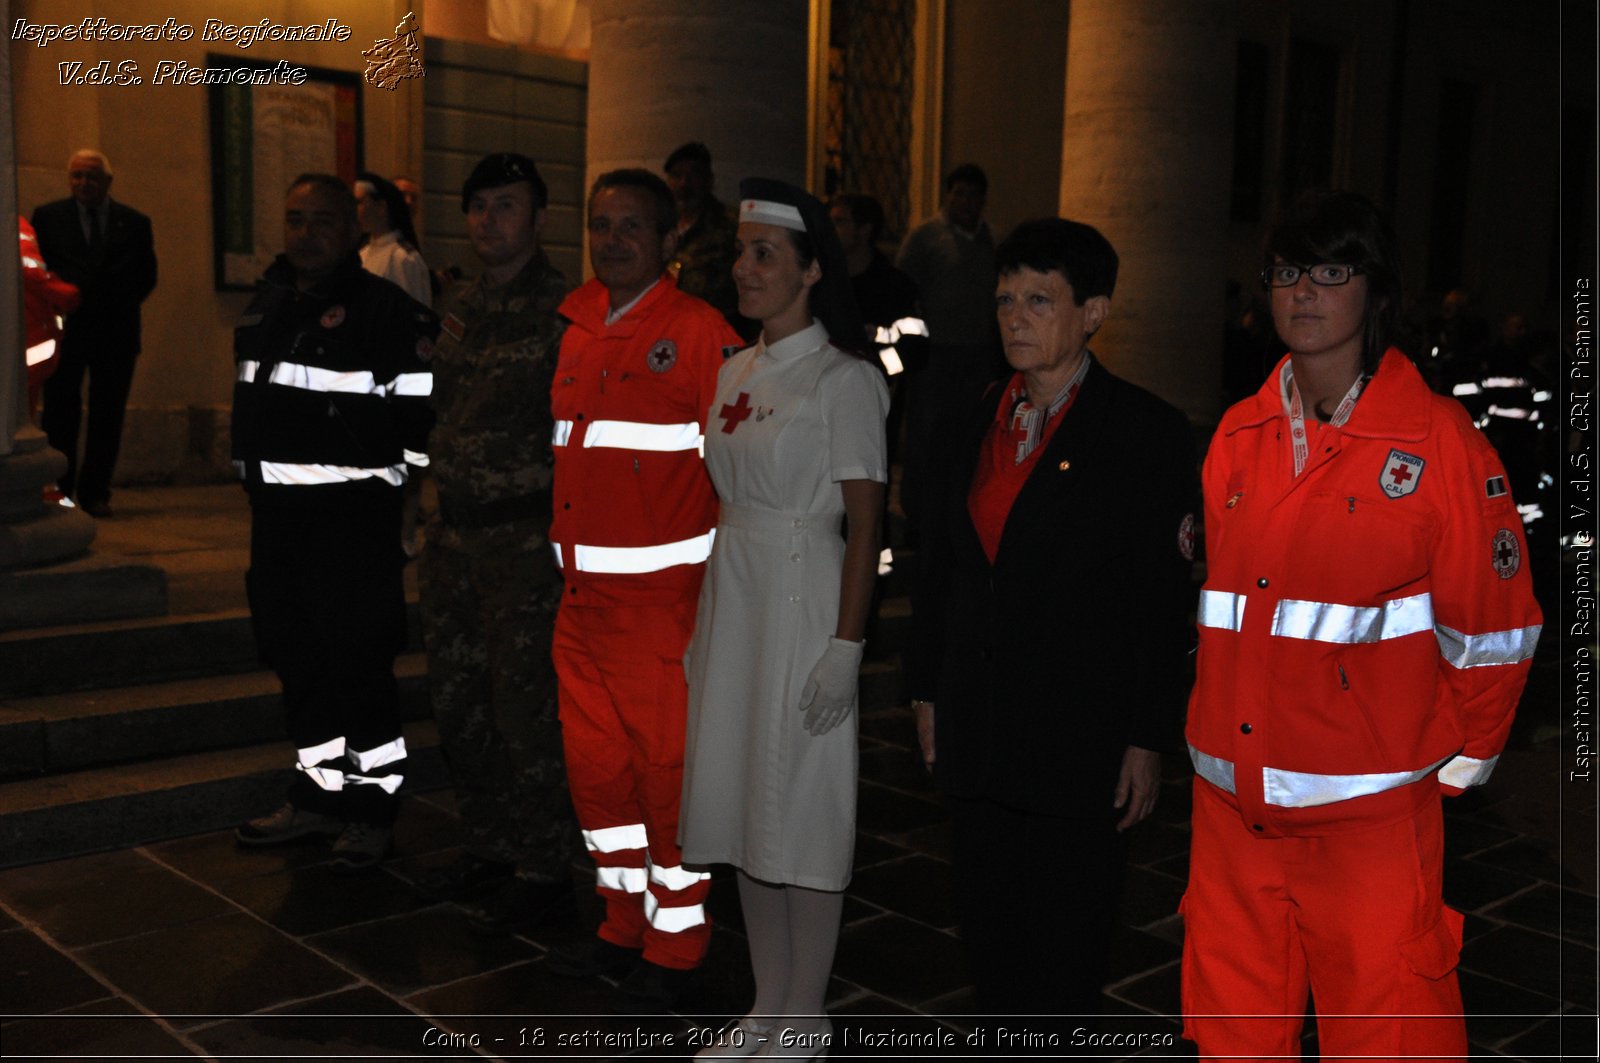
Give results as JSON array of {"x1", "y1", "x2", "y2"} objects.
[
  {"x1": 1059, "y1": 0, "x2": 1237, "y2": 423},
  {"x1": 0, "y1": 0, "x2": 97, "y2": 573},
  {"x1": 586, "y1": 0, "x2": 811, "y2": 199}
]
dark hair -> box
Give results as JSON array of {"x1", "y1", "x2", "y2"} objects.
[
  {"x1": 287, "y1": 173, "x2": 357, "y2": 221},
  {"x1": 829, "y1": 193, "x2": 886, "y2": 245},
  {"x1": 356, "y1": 171, "x2": 421, "y2": 252},
  {"x1": 739, "y1": 177, "x2": 868, "y2": 356},
  {"x1": 944, "y1": 163, "x2": 988, "y2": 195},
  {"x1": 589, "y1": 169, "x2": 678, "y2": 237},
  {"x1": 995, "y1": 217, "x2": 1119, "y2": 303},
  {"x1": 663, "y1": 141, "x2": 712, "y2": 172},
  {"x1": 1263, "y1": 189, "x2": 1402, "y2": 373}
]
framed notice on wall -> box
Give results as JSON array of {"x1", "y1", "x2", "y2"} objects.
[{"x1": 209, "y1": 55, "x2": 363, "y2": 291}]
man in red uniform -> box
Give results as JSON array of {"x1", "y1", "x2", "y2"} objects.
[{"x1": 547, "y1": 169, "x2": 741, "y2": 1012}]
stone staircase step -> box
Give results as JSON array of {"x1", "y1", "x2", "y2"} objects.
[
  {"x1": 0, "y1": 718, "x2": 446, "y2": 869},
  {"x1": 0, "y1": 654, "x2": 431, "y2": 781},
  {"x1": 0, "y1": 601, "x2": 423, "y2": 699}
]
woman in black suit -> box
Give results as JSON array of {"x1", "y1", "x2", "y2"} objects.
[{"x1": 907, "y1": 217, "x2": 1197, "y2": 1018}]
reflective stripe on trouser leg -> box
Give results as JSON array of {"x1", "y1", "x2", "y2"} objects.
[
  {"x1": 555, "y1": 601, "x2": 711, "y2": 966},
  {"x1": 1182, "y1": 778, "x2": 1466, "y2": 1060}
]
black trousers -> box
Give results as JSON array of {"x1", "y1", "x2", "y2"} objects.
[
  {"x1": 246, "y1": 495, "x2": 408, "y2": 825},
  {"x1": 40, "y1": 340, "x2": 137, "y2": 506},
  {"x1": 947, "y1": 794, "x2": 1130, "y2": 1019}
]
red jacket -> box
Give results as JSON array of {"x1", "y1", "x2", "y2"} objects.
[
  {"x1": 550, "y1": 275, "x2": 739, "y2": 607},
  {"x1": 1188, "y1": 350, "x2": 1542, "y2": 835},
  {"x1": 19, "y1": 215, "x2": 79, "y2": 390}
]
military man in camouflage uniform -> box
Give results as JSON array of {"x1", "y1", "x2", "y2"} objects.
[
  {"x1": 663, "y1": 141, "x2": 752, "y2": 340},
  {"x1": 413, "y1": 153, "x2": 578, "y2": 932}
]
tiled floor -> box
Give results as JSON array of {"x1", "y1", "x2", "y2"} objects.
[{"x1": 0, "y1": 487, "x2": 1592, "y2": 1059}]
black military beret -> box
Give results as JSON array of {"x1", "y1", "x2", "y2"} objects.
[{"x1": 460, "y1": 153, "x2": 548, "y2": 211}]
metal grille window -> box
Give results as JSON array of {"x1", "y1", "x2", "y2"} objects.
[{"x1": 825, "y1": 0, "x2": 915, "y2": 245}]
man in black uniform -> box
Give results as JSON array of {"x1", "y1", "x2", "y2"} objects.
[{"x1": 232, "y1": 173, "x2": 437, "y2": 872}]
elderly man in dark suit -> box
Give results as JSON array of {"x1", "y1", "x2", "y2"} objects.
[{"x1": 32, "y1": 149, "x2": 158, "y2": 517}]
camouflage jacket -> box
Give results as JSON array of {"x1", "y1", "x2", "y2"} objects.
[
  {"x1": 427, "y1": 250, "x2": 568, "y2": 506},
  {"x1": 668, "y1": 196, "x2": 740, "y2": 323}
]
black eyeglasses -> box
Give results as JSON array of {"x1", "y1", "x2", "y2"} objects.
[{"x1": 1261, "y1": 263, "x2": 1366, "y2": 288}]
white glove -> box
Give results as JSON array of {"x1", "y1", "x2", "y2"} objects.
[{"x1": 799, "y1": 638, "x2": 864, "y2": 736}]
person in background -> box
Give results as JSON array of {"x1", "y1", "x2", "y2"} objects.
[
  {"x1": 32, "y1": 149, "x2": 158, "y2": 518},
  {"x1": 19, "y1": 214, "x2": 80, "y2": 422},
  {"x1": 355, "y1": 171, "x2": 432, "y2": 307},
  {"x1": 681, "y1": 178, "x2": 888, "y2": 1056},
  {"x1": 894, "y1": 163, "x2": 1000, "y2": 542},
  {"x1": 663, "y1": 140, "x2": 750, "y2": 338},
  {"x1": 1182, "y1": 190, "x2": 1542, "y2": 1059}
]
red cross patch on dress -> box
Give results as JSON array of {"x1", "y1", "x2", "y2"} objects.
[
  {"x1": 1380, "y1": 448, "x2": 1424, "y2": 499},
  {"x1": 719, "y1": 391, "x2": 754, "y2": 433}
]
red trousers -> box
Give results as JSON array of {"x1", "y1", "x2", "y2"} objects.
[
  {"x1": 1182, "y1": 779, "x2": 1467, "y2": 1062},
  {"x1": 554, "y1": 600, "x2": 710, "y2": 970}
]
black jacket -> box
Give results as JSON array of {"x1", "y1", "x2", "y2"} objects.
[
  {"x1": 231, "y1": 254, "x2": 437, "y2": 508},
  {"x1": 30, "y1": 197, "x2": 157, "y2": 358},
  {"x1": 907, "y1": 356, "x2": 1198, "y2": 815}
]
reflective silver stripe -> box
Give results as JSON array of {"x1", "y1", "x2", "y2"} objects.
[
  {"x1": 267, "y1": 362, "x2": 383, "y2": 395},
  {"x1": 1436, "y1": 622, "x2": 1541, "y2": 668},
  {"x1": 1270, "y1": 592, "x2": 1433, "y2": 644},
  {"x1": 1451, "y1": 382, "x2": 1482, "y2": 396},
  {"x1": 878, "y1": 346, "x2": 904, "y2": 376},
  {"x1": 298, "y1": 765, "x2": 344, "y2": 791},
  {"x1": 1189, "y1": 745, "x2": 1236, "y2": 794},
  {"x1": 551, "y1": 543, "x2": 564, "y2": 568},
  {"x1": 597, "y1": 865, "x2": 649, "y2": 893},
  {"x1": 1482, "y1": 376, "x2": 1530, "y2": 389},
  {"x1": 238, "y1": 359, "x2": 261, "y2": 382},
  {"x1": 349, "y1": 772, "x2": 404, "y2": 794},
  {"x1": 1486, "y1": 405, "x2": 1532, "y2": 420},
  {"x1": 893, "y1": 315, "x2": 928, "y2": 337},
  {"x1": 583, "y1": 823, "x2": 648, "y2": 853},
  {"x1": 649, "y1": 862, "x2": 712, "y2": 891},
  {"x1": 582, "y1": 420, "x2": 703, "y2": 452},
  {"x1": 571, "y1": 530, "x2": 715, "y2": 574},
  {"x1": 1437, "y1": 754, "x2": 1499, "y2": 789},
  {"x1": 350, "y1": 737, "x2": 406, "y2": 772},
  {"x1": 21, "y1": 254, "x2": 46, "y2": 269},
  {"x1": 552, "y1": 420, "x2": 574, "y2": 447},
  {"x1": 644, "y1": 891, "x2": 707, "y2": 933},
  {"x1": 258, "y1": 461, "x2": 407, "y2": 487},
  {"x1": 389, "y1": 371, "x2": 432, "y2": 397},
  {"x1": 25, "y1": 338, "x2": 56, "y2": 367},
  {"x1": 1198, "y1": 589, "x2": 1247, "y2": 632},
  {"x1": 1189, "y1": 744, "x2": 1448, "y2": 808},
  {"x1": 298, "y1": 736, "x2": 345, "y2": 766},
  {"x1": 403, "y1": 449, "x2": 430, "y2": 467}
]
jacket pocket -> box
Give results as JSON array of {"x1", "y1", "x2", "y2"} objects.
[{"x1": 1397, "y1": 905, "x2": 1464, "y2": 981}]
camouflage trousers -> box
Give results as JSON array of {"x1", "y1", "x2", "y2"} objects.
[{"x1": 418, "y1": 518, "x2": 577, "y2": 876}]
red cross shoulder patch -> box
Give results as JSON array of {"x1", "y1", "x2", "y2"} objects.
[
  {"x1": 1380, "y1": 448, "x2": 1425, "y2": 499},
  {"x1": 1491, "y1": 528, "x2": 1521, "y2": 579},
  {"x1": 647, "y1": 339, "x2": 677, "y2": 373}
]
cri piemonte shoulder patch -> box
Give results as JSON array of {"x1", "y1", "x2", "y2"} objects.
[
  {"x1": 1491, "y1": 528, "x2": 1521, "y2": 579},
  {"x1": 647, "y1": 339, "x2": 677, "y2": 373},
  {"x1": 1379, "y1": 448, "x2": 1424, "y2": 499}
]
